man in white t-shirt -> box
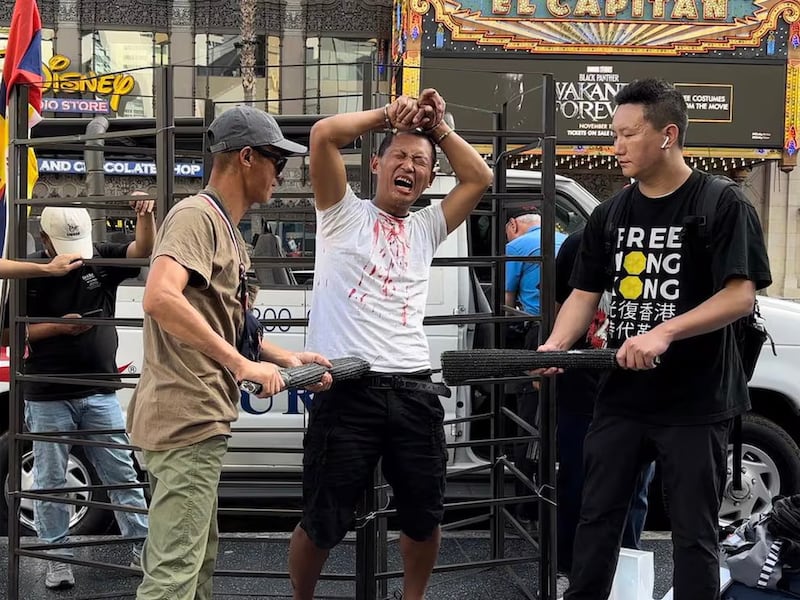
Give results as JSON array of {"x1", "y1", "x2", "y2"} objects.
[{"x1": 288, "y1": 90, "x2": 493, "y2": 600}]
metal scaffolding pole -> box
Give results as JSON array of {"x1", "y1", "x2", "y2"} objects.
[
  {"x1": 538, "y1": 72, "x2": 559, "y2": 600},
  {"x1": 6, "y1": 79, "x2": 31, "y2": 600}
]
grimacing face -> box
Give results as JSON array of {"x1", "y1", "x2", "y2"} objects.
[
  {"x1": 611, "y1": 103, "x2": 671, "y2": 182},
  {"x1": 372, "y1": 133, "x2": 436, "y2": 216}
]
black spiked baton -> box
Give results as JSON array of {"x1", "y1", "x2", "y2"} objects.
[
  {"x1": 240, "y1": 356, "x2": 371, "y2": 395},
  {"x1": 441, "y1": 348, "x2": 619, "y2": 385}
]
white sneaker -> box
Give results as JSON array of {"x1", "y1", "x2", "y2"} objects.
[{"x1": 45, "y1": 561, "x2": 75, "y2": 589}]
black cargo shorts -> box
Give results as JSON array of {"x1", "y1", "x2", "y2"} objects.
[{"x1": 299, "y1": 376, "x2": 448, "y2": 550}]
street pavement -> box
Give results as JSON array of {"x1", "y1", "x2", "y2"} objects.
[{"x1": 0, "y1": 531, "x2": 676, "y2": 600}]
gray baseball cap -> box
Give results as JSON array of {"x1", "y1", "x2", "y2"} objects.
[{"x1": 207, "y1": 105, "x2": 307, "y2": 155}]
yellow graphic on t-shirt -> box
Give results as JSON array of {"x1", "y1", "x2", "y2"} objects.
[
  {"x1": 619, "y1": 275, "x2": 644, "y2": 299},
  {"x1": 622, "y1": 251, "x2": 646, "y2": 275},
  {"x1": 610, "y1": 226, "x2": 684, "y2": 340}
]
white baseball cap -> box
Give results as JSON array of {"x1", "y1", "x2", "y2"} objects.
[{"x1": 40, "y1": 207, "x2": 94, "y2": 259}]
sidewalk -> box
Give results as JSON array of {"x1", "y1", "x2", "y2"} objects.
[{"x1": 0, "y1": 532, "x2": 674, "y2": 600}]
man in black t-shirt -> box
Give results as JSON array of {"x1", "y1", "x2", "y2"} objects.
[
  {"x1": 13, "y1": 200, "x2": 156, "y2": 591},
  {"x1": 539, "y1": 80, "x2": 771, "y2": 600}
]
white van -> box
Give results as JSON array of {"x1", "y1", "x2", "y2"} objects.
[{"x1": 2, "y1": 169, "x2": 799, "y2": 535}]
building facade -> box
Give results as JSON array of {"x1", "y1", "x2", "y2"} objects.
[{"x1": 1, "y1": 0, "x2": 798, "y2": 297}]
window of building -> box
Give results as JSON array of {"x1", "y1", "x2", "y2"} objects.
[
  {"x1": 304, "y1": 37, "x2": 389, "y2": 115},
  {"x1": 41, "y1": 28, "x2": 55, "y2": 64},
  {"x1": 195, "y1": 33, "x2": 279, "y2": 115},
  {"x1": 266, "y1": 36, "x2": 281, "y2": 114},
  {"x1": 0, "y1": 27, "x2": 54, "y2": 75},
  {"x1": 80, "y1": 30, "x2": 170, "y2": 118}
]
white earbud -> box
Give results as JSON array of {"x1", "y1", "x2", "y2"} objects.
[{"x1": 660, "y1": 136, "x2": 669, "y2": 150}]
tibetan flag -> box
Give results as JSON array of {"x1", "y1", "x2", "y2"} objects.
[{"x1": 0, "y1": 0, "x2": 43, "y2": 260}]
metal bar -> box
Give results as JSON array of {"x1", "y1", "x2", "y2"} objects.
[
  {"x1": 422, "y1": 314, "x2": 535, "y2": 326},
  {"x1": 431, "y1": 255, "x2": 544, "y2": 265},
  {"x1": 502, "y1": 507, "x2": 540, "y2": 550},
  {"x1": 34, "y1": 142, "x2": 159, "y2": 155},
  {"x1": 23, "y1": 193, "x2": 159, "y2": 205},
  {"x1": 217, "y1": 479, "x2": 303, "y2": 487},
  {"x1": 21, "y1": 314, "x2": 146, "y2": 324},
  {"x1": 6, "y1": 80, "x2": 30, "y2": 600},
  {"x1": 443, "y1": 494, "x2": 542, "y2": 513},
  {"x1": 23, "y1": 128, "x2": 162, "y2": 147},
  {"x1": 501, "y1": 406, "x2": 539, "y2": 435},
  {"x1": 443, "y1": 128, "x2": 546, "y2": 139},
  {"x1": 375, "y1": 555, "x2": 537, "y2": 580},
  {"x1": 496, "y1": 457, "x2": 551, "y2": 500},
  {"x1": 538, "y1": 72, "x2": 559, "y2": 600},
  {"x1": 442, "y1": 462, "x2": 492, "y2": 479},
  {"x1": 203, "y1": 98, "x2": 214, "y2": 188},
  {"x1": 440, "y1": 513, "x2": 490, "y2": 531},
  {"x1": 489, "y1": 109, "x2": 507, "y2": 561},
  {"x1": 15, "y1": 548, "x2": 355, "y2": 581},
  {"x1": 443, "y1": 413, "x2": 492, "y2": 426},
  {"x1": 16, "y1": 433, "x2": 139, "y2": 450},
  {"x1": 16, "y1": 481, "x2": 145, "y2": 495},
  {"x1": 19, "y1": 428, "x2": 130, "y2": 436},
  {"x1": 12, "y1": 492, "x2": 149, "y2": 515},
  {"x1": 354, "y1": 65, "x2": 378, "y2": 600},
  {"x1": 15, "y1": 375, "x2": 137, "y2": 389},
  {"x1": 22, "y1": 537, "x2": 145, "y2": 550},
  {"x1": 216, "y1": 507, "x2": 303, "y2": 517},
  {"x1": 445, "y1": 436, "x2": 536, "y2": 449},
  {"x1": 355, "y1": 471, "x2": 378, "y2": 600},
  {"x1": 155, "y1": 66, "x2": 175, "y2": 223}
]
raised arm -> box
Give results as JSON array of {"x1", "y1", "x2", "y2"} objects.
[
  {"x1": 310, "y1": 96, "x2": 429, "y2": 211},
  {"x1": 416, "y1": 90, "x2": 493, "y2": 233},
  {"x1": 126, "y1": 191, "x2": 157, "y2": 259}
]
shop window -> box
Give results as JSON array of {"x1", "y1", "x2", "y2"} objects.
[
  {"x1": 304, "y1": 37, "x2": 389, "y2": 115},
  {"x1": 41, "y1": 28, "x2": 55, "y2": 64},
  {"x1": 0, "y1": 27, "x2": 54, "y2": 74},
  {"x1": 266, "y1": 36, "x2": 281, "y2": 114},
  {"x1": 195, "y1": 33, "x2": 277, "y2": 114},
  {"x1": 80, "y1": 30, "x2": 170, "y2": 118}
]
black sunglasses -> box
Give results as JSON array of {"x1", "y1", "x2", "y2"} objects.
[{"x1": 252, "y1": 146, "x2": 287, "y2": 176}]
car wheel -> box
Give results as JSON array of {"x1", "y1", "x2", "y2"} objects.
[
  {"x1": 718, "y1": 413, "x2": 800, "y2": 527},
  {"x1": 0, "y1": 432, "x2": 114, "y2": 536}
]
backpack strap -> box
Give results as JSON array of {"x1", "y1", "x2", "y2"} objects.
[
  {"x1": 685, "y1": 173, "x2": 737, "y2": 254},
  {"x1": 691, "y1": 174, "x2": 745, "y2": 491}
]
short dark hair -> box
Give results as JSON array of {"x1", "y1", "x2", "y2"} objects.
[
  {"x1": 212, "y1": 150, "x2": 239, "y2": 172},
  {"x1": 377, "y1": 129, "x2": 437, "y2": 165},
  {"x1": 615, "y1": 79, "x2": 689, "y2": 147}
]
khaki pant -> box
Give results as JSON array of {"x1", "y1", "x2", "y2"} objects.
[{"x1": 136, "y1": 436, "x2": 228, "y2": 600}]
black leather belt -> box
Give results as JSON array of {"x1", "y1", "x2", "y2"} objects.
[{"x1": 362, "y1": 374, "x2": 452, "y2": 398}]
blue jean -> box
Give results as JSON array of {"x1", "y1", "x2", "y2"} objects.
[
  {"x1": 556, "y1": 409, "x2": 655, "y2": 573},
  {"x1": 24, "y1": 393, "x2": 149, "y2": 557}
]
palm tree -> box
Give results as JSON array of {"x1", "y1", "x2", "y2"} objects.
[{"x1": 240, "y1": 0, "x2": 256, "y2": 104}]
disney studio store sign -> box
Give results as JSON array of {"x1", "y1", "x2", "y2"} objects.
[{"x1": 421, "y1": 57, "x2": 785, "y2": 148}]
